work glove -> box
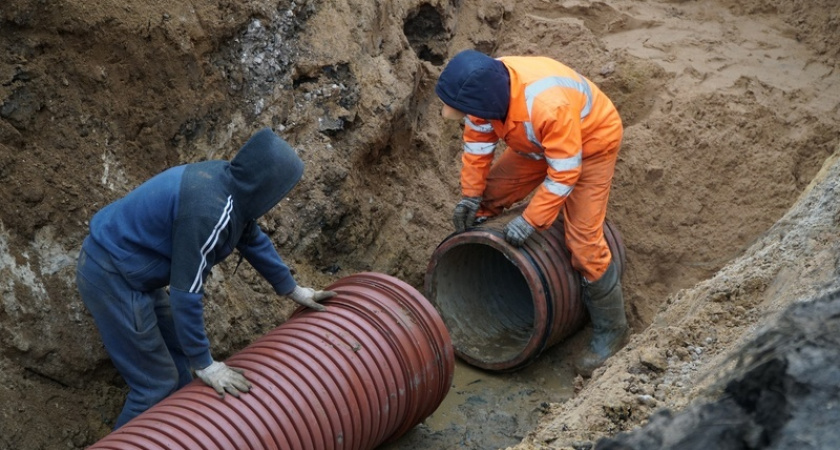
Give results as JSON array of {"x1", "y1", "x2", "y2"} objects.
[
  {"x1": 452, "y1": 196, "x2": 482, "y2": 232},
  {"x1": 503, "y1": 215, "x2": 535, "y2": 247},
  {"x1": 287, "y1": 285, "x2": 337, "y2": 312},
  {"x1": 196, "y1": 361, "x2": 252, "y2": 398}
]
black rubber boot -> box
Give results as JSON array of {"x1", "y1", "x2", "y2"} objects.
[{"x1": 574, "y1": 260, "x2": 630, "y2": 377}]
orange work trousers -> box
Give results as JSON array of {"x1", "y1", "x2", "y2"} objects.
[{"x1": 477, "y1": 146, "x2": 619, "y2": 282}]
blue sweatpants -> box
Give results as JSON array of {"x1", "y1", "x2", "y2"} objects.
[{"x1": 76, "y1": 244, "x2": 193, "y2": 429}]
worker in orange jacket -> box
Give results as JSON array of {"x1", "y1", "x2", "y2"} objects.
[{"x1": 435, "y1": 49, "x2": 629, "y2": 376}]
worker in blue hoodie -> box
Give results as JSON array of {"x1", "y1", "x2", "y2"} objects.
[{"x1": 76, "y1": 128, "x2": 336, "y2": 428}]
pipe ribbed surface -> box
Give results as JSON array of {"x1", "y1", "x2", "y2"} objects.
[
  {"x1": 89, "y1": 272, "x2": 454, "y2": 450},
  {"x1": 424, "y1": 211, "x2": 625, "y2": 372}
]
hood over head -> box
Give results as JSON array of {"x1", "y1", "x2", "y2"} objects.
[
  {"x1": 435, "y1": 49, "x2": 511, "y2": 121},
  {"x1": 229, "y1": 128, "x2": 304, "y2": 219}
]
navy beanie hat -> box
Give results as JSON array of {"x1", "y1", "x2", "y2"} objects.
[{"x1": 435, "y1": 49, "x2": 511, "y2": 121}]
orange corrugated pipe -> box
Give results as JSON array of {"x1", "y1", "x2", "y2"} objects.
[
  {"x1": 89, "y1": 272, "x2": 454, "y2": 450},
  {"x1": 425, "y1": 211, "x2": 625, "y2": 371}
]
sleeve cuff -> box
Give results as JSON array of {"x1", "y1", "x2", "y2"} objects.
[
  {"x1": 189, "y1": 351, "x2": 214, "y2": 371},
  {"x1": 274, "y1": 277, "x2": 298, "y2": 296}
]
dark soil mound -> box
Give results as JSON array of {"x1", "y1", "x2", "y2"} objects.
[{"x1": 598, "y1": 289, "x2": 840, "y2": 450}]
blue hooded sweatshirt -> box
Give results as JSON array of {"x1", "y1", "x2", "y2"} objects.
[
  {"x1": 83, "y1": 128, "x2": 303, "y2": 369},
  {"x1": 435, "y1": 49, "x2": 511, "y2": 121}
]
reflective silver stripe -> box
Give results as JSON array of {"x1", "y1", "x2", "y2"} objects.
[
  {"x1": 546, "y1": 150, "x2": 582, "y2": 172},
  {"x1": 515, "y1": 150, "x2": 544, "y2": 160},
  {"x1": 542, "y1": 178, "x2": 574, "y2": 197},
  {"x1": 464, "y1": 141, "x2": 496, "y2": 155},
  {"x1": 525, "y1": 75, "x2": 593, "y2": 120},
  {"x1": 523, "y1": 122, "x2": 543, "y2": 151},
  {"x1": 578, "y1": 74, "x2": 594, "y2": 118},
  {"x1": 520, "y1": 74, "x2": 594, "y2": 155},
  {"x1": 190, "y1": 195, "x2": 233, "y2": 293},
  {"x1": 465, "y1": 117, "x2": 494, "y2": 134}
]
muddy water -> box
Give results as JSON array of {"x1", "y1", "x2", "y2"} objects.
[{"x1": 381, "y1": 332, "x2": 587, "y2": 449}]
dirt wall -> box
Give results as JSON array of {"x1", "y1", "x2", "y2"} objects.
[{"x1": 1, "y1": 0, "x2": 839, "y2": 448}]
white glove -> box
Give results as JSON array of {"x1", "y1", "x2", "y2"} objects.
[
  {"x1": 196, "y1": 361, "x2": 252, "y2": 398},
  {"x1": 287, "y1": 285, "x2": 337, "y2": 312}
]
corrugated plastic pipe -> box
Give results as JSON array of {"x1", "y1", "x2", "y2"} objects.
[
  {"x1": 424, "y1": 210, "x2": 625, "y2": 372},
  {"x1": 88, "y1": 272, "x2": 455, "y2": 450}
]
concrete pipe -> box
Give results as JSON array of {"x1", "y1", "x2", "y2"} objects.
[
  {"x1": 424, "y1": 211, "x2": 625, "y2": 372},
  {"x1": 89, "y1": 272, "x2": 455, "y2": 450}
]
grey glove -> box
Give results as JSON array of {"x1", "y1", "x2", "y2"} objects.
[
  {"x1": 287, "y1": 285, "x2": 337, "y2": 312},
  {"x1": 452, "y1": 196, "x2": 482, "y2": 232},
  {"x1": 196, "y1": 361, "x2": 252, "y2": 398},
  {"x1": 503, "y1": 215, "x2": 535, "y2": 247}
]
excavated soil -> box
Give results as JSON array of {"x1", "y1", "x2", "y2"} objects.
[{"x1": 1, "y1": 0, "x2": 838, "y2": 449}]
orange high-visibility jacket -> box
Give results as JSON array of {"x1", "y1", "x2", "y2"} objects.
[{"x1": 460, "y1": 56, "x2": 623, "y2": 229}]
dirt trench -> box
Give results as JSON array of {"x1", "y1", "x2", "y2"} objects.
[{"x1": 0, "y1": 0, "x2": 839, "y2": 449}]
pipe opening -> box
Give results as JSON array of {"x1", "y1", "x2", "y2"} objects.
[
  {"x1": 430, "y1": 242, "x2": 535, "y2": 364},
  {"x1": 427, "y1": 217, "x2": 624, "y2": 371}
]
